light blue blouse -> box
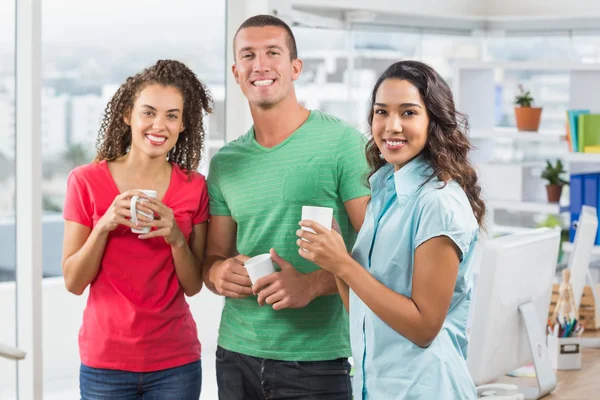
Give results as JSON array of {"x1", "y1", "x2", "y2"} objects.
[{"x1": 349, "y1": 156, "x2": 478, "y2": 400}]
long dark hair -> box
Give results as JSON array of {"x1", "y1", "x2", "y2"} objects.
[
  {"x1": 96, "y1": 59, "x2": 213, "y2": 175},
  {"x1": 366, "y1": 60, "x2": 485, "y2": 227}
]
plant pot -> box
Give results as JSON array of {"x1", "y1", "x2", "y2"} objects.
[
  {"x1": 546, "y1": 184, "x2": 563, "y2": 203},
  {"x1": 515, "y1": 107, "x2": 543, "y2": 131}
]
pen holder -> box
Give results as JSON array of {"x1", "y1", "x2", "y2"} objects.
[{"x1": 547, "y1": 335, "x2": 582, "y2": 370}]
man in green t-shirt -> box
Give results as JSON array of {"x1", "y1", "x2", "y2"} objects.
[{"x1": 204, "y1": 14, "x2": 370, "y2": 399}]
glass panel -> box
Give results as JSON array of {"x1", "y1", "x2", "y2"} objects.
[
  {"x1": 295, "y1": 26, "x2": 422, "y2": 133},
  {"x1": 0, "y1": 0, "x2": 17, "y2": 398},
  {"x1": 485, "y1": 33, "x2": 572, "y2": 62},
  {"x1": 41, "y1": 1, "x2": 225, "y2": 397},
  {"x1": 421, "y1": 32, "x2": 483, "y2": 84},
  {"x1": 295, "y1": 27, "x2": 354, "y2": 123},
  {"x1": 351, "y1": 28, "x2": 420, "y2": 132},
  {"x1": 572, "y1": 31, "x2": 600, "y2": 63}
]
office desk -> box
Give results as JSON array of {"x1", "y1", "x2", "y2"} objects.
[{"x1": 496, "y1": 331, "x2": 600, "y2": 399}]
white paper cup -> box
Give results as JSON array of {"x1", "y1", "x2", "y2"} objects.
[
  {"x1": 130, "y1": 190, "x2": 157, "y2": 234},
  {"x1": 301, "y1": 206, "x2": 333, "y2": 235},
  {"x1": 244, "y1": 254, "x2": 276, "y2": 285}
]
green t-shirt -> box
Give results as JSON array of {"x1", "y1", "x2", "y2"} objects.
[{"x1": 207, "y1": 110, "x2": 370, "y2": 361}]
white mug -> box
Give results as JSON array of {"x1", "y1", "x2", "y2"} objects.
[
  {"x1": 130, "y1": 190, "x2": 157, "y2": 234},
  {"x1": 301, "y1": 206, "x2": 333, "y2": 235},
  {"x1": 244, "y1": 253, "x2": 276, "y2": 285}
]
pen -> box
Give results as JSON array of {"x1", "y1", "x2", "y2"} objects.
[{"x1": 568, "y1": 319, "x2": 577, "y2": 337}]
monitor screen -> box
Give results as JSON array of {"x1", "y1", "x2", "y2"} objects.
[
  {"x1": 568, "y1": 205, "x2": 598, "y2": 310},
  {"x1": 468, "y1": 228, "x2": 560, "y2": 386}
]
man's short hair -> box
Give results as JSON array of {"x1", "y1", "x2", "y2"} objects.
[{"x1": 234, "y1": 14, "x2": 298, "y2": 60}]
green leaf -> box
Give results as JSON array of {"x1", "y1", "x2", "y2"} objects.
[
  {"x1": 515, "y1": 85, "x2": 535, "y2": 107},
  {"x1": 541, "y1": 159, "x2": 568, "y2": 186}
]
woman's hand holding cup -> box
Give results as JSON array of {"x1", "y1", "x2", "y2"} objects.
[
  {"x1": 135, "y1": 197, "x2": 185, "y2": 247},
  {"x1": 296, "y1": 218, "x2": 352, "y2": 276},
  {"x1": 96, "y1": 190, "x2": 153, "y2": 234}
]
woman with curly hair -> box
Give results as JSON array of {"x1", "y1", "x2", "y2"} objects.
[
  {"x1": 61, "y1": 59, "x2": 213, "y2": 399},
  {"x1": 296, "y1": 60, "x2": 483, "y2": 399}
]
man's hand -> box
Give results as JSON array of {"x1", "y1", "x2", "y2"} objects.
[
  {"x1": 253, "y1": 249, "x2": 316, "y2": 311},
  {"x1": 209, "y1": 255, "x2": 253, "y2": 298}
]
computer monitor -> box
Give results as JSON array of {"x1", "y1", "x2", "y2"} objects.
[
  {"x1": 468, "y1": 228, "x2": 561, "y2": 400},
  {"x1": 567, "y1": 205, "x2": 600, "y2": 347}
]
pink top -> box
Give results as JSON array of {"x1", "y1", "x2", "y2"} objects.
[{"x1": 63, "y1": 160, "x2": 208, "y2": 372}]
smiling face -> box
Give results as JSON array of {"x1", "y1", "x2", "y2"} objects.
[
  {"x1": 371, "y1": 78, "x2": 430, "y2": 171},
  {"x1": 232, "y1": 26, "x2": 302, "y2": 109},
  {"x1": 124, "y1": 84, "x2": 185, "y2": 159}
]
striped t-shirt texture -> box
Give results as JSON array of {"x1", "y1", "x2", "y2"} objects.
[{"x1": 207, "y1": 110, "x2": 371, "y2": 361}]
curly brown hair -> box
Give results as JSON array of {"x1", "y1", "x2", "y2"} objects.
[
  {"x1": 95, "y1": 59, "x2": 213, "y2": 175},
  {"x1": 366, "y1": 60, "x2": 485, "y2": 227}
]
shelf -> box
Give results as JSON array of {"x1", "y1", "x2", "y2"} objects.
[
  {"x1": 566, "y1": 153, "x2": 600, "y2": 163},
  {"x1": 488, "y1": 200, "x2": 564, "y2": 214},
  {"x1": 470, "y1": 128, "x2": 566, "y2": 143},
  {"x1": 562, "y1": 241, "x2": 600, "y2": 256}
]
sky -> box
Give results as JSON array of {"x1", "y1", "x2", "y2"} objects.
[{"x1": 0, "y1": 0, "x2": 226, "y2": 47}]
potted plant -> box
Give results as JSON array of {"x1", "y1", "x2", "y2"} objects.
[
  {"x1": 541, "y1": 159, "x2": 568, "y2": 203},
  {"x1": 514, "y1": 85, "x2": 543, "y2": 131}
]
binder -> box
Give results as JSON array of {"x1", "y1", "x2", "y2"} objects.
[
  {"x1": 583, "y1": 174, "x2": 598, "y2": 209},
  {"x1": 568, "y1": 110, "x2": 589, "y2": 152},
  {"x1": 578, "y1": 114, "x2": 600, "y2": 153},
  {"x1": 570, "y1": 174, "x2": 584, "y2": 216}
]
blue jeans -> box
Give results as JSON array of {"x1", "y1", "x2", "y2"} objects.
[
  {"x1": 80, "y1": 360, "x2": 201, "y2": 400},
  {"x1": 215, "y1": 346, "x2": 351, "y2": 400}
]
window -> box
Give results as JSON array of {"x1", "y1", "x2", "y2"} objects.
[
  {"x1": 352, "y1": 28, "x2": 421, "y2": 132},
  {"x1": 40, "y1": 1, "x2": 225, "y2": 397},
  {"x1": 485, "y1": 33, "x2": 573, "y2": 62},
  {"x1": 572, "y1": 32, "x2": 600, "y2": 63},
  {"x1": 294, "y1": 27, "x2": 354, "y2": 122},
  {"x1": 0, "y1": 1, "x2": 16, "y2": 398},
  {"x1": 0, "y1": 2, "x2": 15, "y2": 282},
  {"x1": 41, "y1": 0, "x2": 226, "y2": 277},
  {"x1": 421, "y1": 32, "x2": 482, "y2": 83},
  {"x1": 294, "y1": 25, "x2": 484, "y2": 134}
]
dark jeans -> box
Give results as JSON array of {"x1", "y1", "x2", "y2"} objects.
[
  {"x1": 80, "y1": 360, "x2": 201, "y2": 400},
  {"x1": 215, "y1": 346, "x2": 352, "y2": 400}
]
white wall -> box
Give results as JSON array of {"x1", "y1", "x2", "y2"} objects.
[{"x1": 0, "y1": 278, "x2": 223, "y2": 399}]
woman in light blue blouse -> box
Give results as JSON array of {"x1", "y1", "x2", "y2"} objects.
[{"x1": 296, "y1": 60, "x2": 485, "y2": 399}]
